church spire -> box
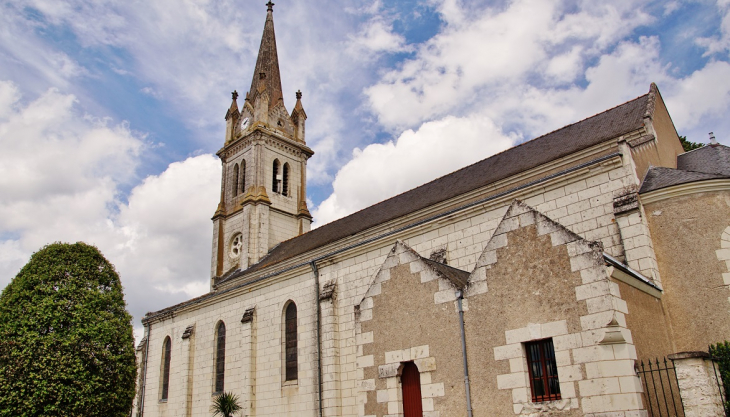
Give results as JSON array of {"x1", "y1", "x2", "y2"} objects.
[{"x1": 249, "y1": 2, "x2": 284, "y2": 109}]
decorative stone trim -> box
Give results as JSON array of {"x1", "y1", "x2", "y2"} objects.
[
  {"x1": 181, "y1": 325, "x2": 195, "y2": 340},
  {"x1": 369, "y1": 345, "x2": 443, "y2": 417},
  {"x1": 479, "y1": 201, "x2": 645, "y2": 416},
  {"x1": 717, "y1": 226, "x2": 730, "y2": 306},
  {"x1": 494, "y1": 320, "x2": 581, "y2": 415},
  {"x1": 319, "y1": 280, "x2": 336, "y2": 301},
  {"x1": 613, "y1": 187, "x2": 639, "y2": 214},
  {"x1": 240, "y1": 308, "x2": 255, "y2": 324}
]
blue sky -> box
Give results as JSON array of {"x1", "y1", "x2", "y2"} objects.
[{"x1": 1, "y1": 0, "x2": 729, "y2": 338}]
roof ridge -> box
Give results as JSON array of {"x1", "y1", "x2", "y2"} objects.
[{"x1": 304, "y1": 92, "x2": 652, "y2": 229}]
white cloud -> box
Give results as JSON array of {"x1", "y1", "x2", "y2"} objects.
[
  {"x1": 313, "y1": 114, "x2": 515, "y2": 226},
  {"x1": 696, "y1": 0, "x2": 730, "y2": 56},
  {"x1": 364, "y1": 0, "x2": 653, "y2": 131},
  {"x1": 0, "y1": 82, "x2": 220, "y2": 337},
  {"x1": 347, "y1": 18, "x2": 410, "y2": 56}
]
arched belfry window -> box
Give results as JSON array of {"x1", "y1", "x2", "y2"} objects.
[
  {"x1": 272, "y1": 159, "x2": 281, "y2": 193},
  {"x1": 233, "y1": 164, "x2": 240, "y2": 197},
  {"x1": 401, "y1": 362, "x2": 423, "y2": 417},
  {"x1": 285, "y1": 302, "x2": 298, "y2": 381},
  {"x1": 214, "y1": 322, "x2": 226, "y2": 393},
  {"x1": 241, "y1": 159, "x2": 246, "y2": 195},
  {"x1": 160, "y1": 336, "x2": 172, "y2": 401},
  {"x1": 282, "y1": 163, "x2": 290, "y2": 197}
]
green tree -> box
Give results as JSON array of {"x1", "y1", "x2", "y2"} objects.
[
  {"x1": 0, "y1": 242, "x2": 137, "y2": 417},
  {"x1": 710, "y1": 341, "x2": 730, "y2": 415},
  {"x1": 679, "y1": 135, "x2": 704, "y2": 152},
  {"x1": 211, "y1": 392, "x2": 242, "y2": 417}
]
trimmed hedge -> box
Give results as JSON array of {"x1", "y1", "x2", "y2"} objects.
[{"x1": 0, "y1": 242, "x2": 137, "y2": 416}]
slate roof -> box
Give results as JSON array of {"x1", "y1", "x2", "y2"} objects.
[
  {"x1": 677, "y1": 144, "x2": 730, "y2": 176},
  {"x1": 639, "y1": 167, "x2": 728, "y2": 194},
  {"x1": 248, "y1": 6, "x2": 284, "y2": 109},
  {"x1": 639, "y1": 144, "x2": 730, "y2": 194},
  {"x1": 220, "y1": 90, "x2": 654, "y2": 283},
  {"x1": 420, "y1": 258, "x2": 469, "y2": 289}
]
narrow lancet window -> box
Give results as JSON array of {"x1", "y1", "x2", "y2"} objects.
[
  {"x1": 273, "y1": 159, "x2": 280, "y2": 193},
  {"x1": 282, "y1": 163, "x2": 290, "y2": 196},
  {"x1": 285, "y1": 302, "x2": 298, "y2": 380},
  {"x1": 214, "y1": 322, "x2": 226, "y2": 393},
  {"x1": 233, "y1": 164, "x2": 240, "y2": 197},
  {"x1": 160, "y1": 336, "x2": 171, "y2": 401},
  {"x1": 241, "y1": 160, "x2": 246, "y2": 195}
]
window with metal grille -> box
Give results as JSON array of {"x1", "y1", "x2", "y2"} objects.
[
  {"x1": 214, "y1": 322, "x2": 226, "y2": 393},
  {"x1": 272, "y1": 159, "x2": 280, "y2": 193},
  {"x1": 282, "y1": 163, "x2": 290, "y2": 197},
  {"x1": 525, "y1": 339, "x2": 561, "y2": 402},
  {"x1": 160, "y1": 336, "x2": 171, "y2": 401},
  {"x1": 233, "y1": 164, "x2": 240, "y2": 197},
  {"x1": 285, "y1": 302, "x2": 297, "y2": 381}
]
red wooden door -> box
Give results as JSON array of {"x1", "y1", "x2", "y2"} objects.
[{"x1": 401, "y1": 362, "x2": 423, "y2": 417}]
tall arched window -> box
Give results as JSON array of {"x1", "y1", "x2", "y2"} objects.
[
  {"x1": 233, "y1": 164, "x2": 240, "y2": 197},
  {"x1": 401, "y1": 362, "x2": 423, "y2": 417},
  {"x1": 282, "y1": 163, "x2": 290, "y2": 197},
  {"x1": 272, "y1": 159, "x2": 280, "y2": 193},
  {"x1": 241, "y1": 159, "x2": 246, "y2": 195},
  {"x1": 285, "y1": 302, "x2": 298, "y2": 381},
  {"x1": 214, "y1": 322, "x2": 226, "y2": 393},
  {"x1": 160, "y1": 336, "x2": 172, "y2": 401}
]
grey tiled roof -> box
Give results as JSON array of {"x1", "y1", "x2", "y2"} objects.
[
  {"x1": 420, "y1": 258, "x2": 469, "y2": 289},
  {"x1": 223, "y1": 91, "x2": 652, "y2": 281},
  {"x1": 677, "y1": 144, "x2": 730, "y2": 176},
  {"x1": 639, "y1": 167, "x2": 728, "y2": 194}
]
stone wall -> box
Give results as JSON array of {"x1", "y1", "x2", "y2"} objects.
[{"x1": 140, "y1": 148, "x2": 666, "y2": 416}]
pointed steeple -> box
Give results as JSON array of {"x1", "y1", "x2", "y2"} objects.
[{"x1": 249, "y1": 2, "x2": 284, "y2": 110}]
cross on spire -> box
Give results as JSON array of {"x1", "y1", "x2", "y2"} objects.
[
  {"x1": 267, "y1": 1, "x2": 275, "y2": 11},
  {"x1": 232, "y1": 90, "x2": 239, "y2": 101}
]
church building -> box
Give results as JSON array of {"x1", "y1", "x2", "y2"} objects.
[{"x1": 133, "y1": 3, "x2": 730, "y2": 416}]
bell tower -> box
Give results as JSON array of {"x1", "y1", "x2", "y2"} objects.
[{"x1": 211, "y1": 2, "x2": 313, "y2": 283}]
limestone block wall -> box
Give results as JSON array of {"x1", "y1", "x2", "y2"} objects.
[
  {"x1": 141, "y1": 270, "x2": 320, "y2": 417},
  {"x1": 145, "y1": 153, "x2": 662, "y2": 416},
  {"x1": 355, "y1": 242, "x2": 466, "y2": 417},
  {"x1": 269, "y1": 210, "x2": 299, "y2": 251},
  {"x1": 465, "y1": 202, "x2": 644, "y2": 416}
]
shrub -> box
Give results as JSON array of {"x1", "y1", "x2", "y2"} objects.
[{"x1": 0, "y1": 242, "x2": 137, "y2": 417}]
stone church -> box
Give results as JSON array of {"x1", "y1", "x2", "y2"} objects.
[{"x1": 133, "y1": 4, "x2": 730, "y2": 417}]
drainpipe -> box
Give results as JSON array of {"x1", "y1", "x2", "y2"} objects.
[
  {"x1": 310, "y1": 261, "x2": 324, "y2": 417},
  {"x1": 456, "y1": 290, "x2": 473, "y2": 417},
  {"x1": 137, "y1": 322, "x2": 151, "y2": 417}
]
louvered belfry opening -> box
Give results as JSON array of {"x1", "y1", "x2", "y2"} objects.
[
  {"x1": 285, "y1": 302, "x2": 298, "y2": 381},
  {"x1": 282, "y1": 163, "x2": 290, "y2": 196},
  {"x1": 161, "y1": 336, "x2": 171, "y2": 400},
  {"x1": 526, "y1": 339, "x2": 561, "y2": 402},
  {"x1": 233, "y1": 164, "x2": 240, "y2": 197},
  {"x1": 273, "y1": 159, "x2": 280, "y2": 193},
  {"x1": 215, "y1": 322, "x2": 226, "y2": 393},
  {"x1": 401, "y1": 362, "x2": 423, "y2": 417}
]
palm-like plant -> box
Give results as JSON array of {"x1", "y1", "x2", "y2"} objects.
[{"x1": 211, "y1": 392, "x2": 243, "y2": 417}]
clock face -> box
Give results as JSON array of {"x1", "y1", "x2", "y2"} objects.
[{"x1": 241, "y1": 117, "x2": 250, "y2": 129}]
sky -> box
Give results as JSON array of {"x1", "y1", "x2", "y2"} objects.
[{"x1": 1, "y1": 0, "x2": 729, "y2": 340}]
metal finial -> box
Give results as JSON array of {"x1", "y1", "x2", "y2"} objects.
[
  {"x1": 296, "y1": 90, "x2": 302, "y2": 100},
  {"x1": 710, "y1": 132, "x2": 718, "y2": 145},
  {"x1": 267, "y1": 1, "x2": 275, "y2": 11},
  {"x1": 232, "y1": 90, "x2": 239, "y2": 101}
]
